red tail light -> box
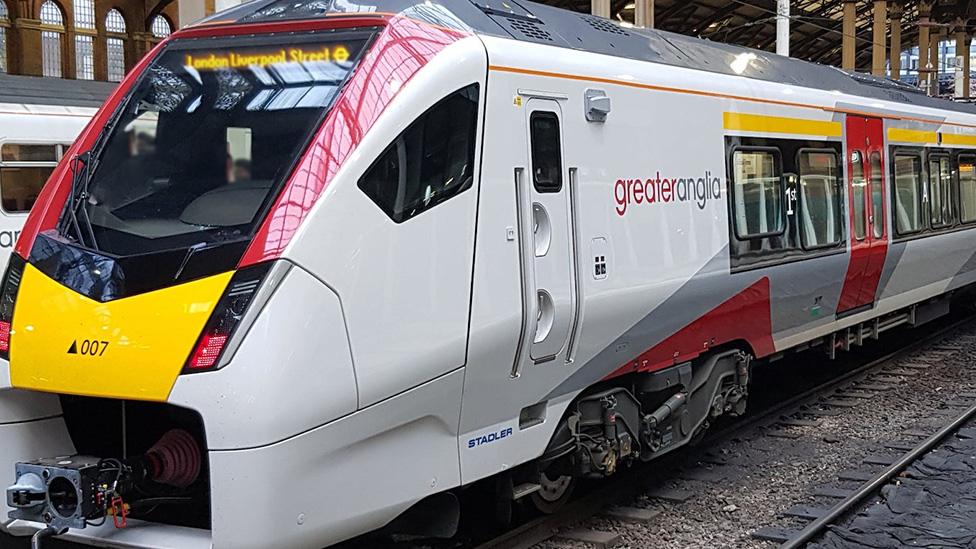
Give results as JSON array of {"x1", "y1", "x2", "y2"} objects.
[
  {"x1": 183, "y1": 263, "x2": 272, "y2": 373},
  {"x1": 0, "y1": 321, "x2": 10, "y2": 353},
  {"x1": 0, "y1": 254, "x2": 25, "y2": 360},
  {"x1": 187, "y1": 334, "x2": 228, "y2": 370}
]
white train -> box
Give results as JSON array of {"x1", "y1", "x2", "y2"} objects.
[
  {"x1": 4, "y1": 1, "x2": 976, "y2": 548},
  {"x1": 0, "y1": 75, "x2": 106, "y2": 269}
]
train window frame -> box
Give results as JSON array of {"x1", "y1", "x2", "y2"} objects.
[
  {"x1": 729, "y1": 145, "x2": 785, "y2": 241},
  {"x1": 0, "y1": 141, "x2": 69, "y2": 215},
  {"x1": 927, "y1": 151, "x2": 955, "y2": 229},
  {"x1": 869, "y1": 151, "x2": 885, "y2": 239},
  {"x1": 958, "y1": 153, "x2": 976, "y2": 224},
  {"x1": 357, "y1": 83, "x2": 481, "y2": 224},
  {"x1": 528, "y1": 111, "x2": 563, "y2": 193},
  {"x1": 850, "y1": 150, "x2": 867, "y2": 241},
  {"x1": 890, "y1": 149, "x2": 925, "y2": 237},
  {"x1": 795, "y1": 147, "x2": 844, "y2": 251}
]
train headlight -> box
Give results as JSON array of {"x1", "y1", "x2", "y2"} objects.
[
  {"x1": 183, "y1": 262, "x2": 273, "y2": 373},
  {"x1": 0, "y1": 253, "x2": 25, "y2": 360}
]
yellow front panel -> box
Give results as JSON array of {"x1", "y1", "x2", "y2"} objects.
[{"x1": 9, "y1": 264, "x2": 233, "y2": 401}]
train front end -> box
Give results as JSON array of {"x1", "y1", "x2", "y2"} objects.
[{"x1": 0, "y1": 7, "x2": 481, "y2": 548}]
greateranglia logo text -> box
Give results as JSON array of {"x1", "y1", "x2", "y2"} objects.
[{"x1": 614, "y1": 171, "x2": 723, "y2": 216}]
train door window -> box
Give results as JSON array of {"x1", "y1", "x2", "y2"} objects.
[
  {"x1": 529, "y1": 112, "x2": 562, "y2": 193},
  {"x1": 893, "y1": 153, "x2": 923, "y2": 234},
  {"x1": 869, "y1": 152, "x2": 884, "y2": 238},
  {"x1": 959, "y1": 155, "x2": 976, "y2": 223},
  {"x1": 0, "y1": 143, "x2": 61, "y2": 213},
  {"x1": 851, "y1": 151, "x2": 866, "y2": 240},
  {"x1": 358, "y1": 84, "x2": 480, "y2": 223},
  {"x1": 797, "y1": 150, "x2": 842, "y2": 249},
  {"x1": 731, "y1": 148, "x2": 783, "y2": 239},
  {"x1": 928, "y1": 155, "x2": 953, "y2": 228}
]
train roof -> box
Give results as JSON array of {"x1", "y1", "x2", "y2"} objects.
[
  {"x1": 201, "y1": 0, "x2": 976, "y2": 117},
  {"x1": 0, "y1": 73, "x2": 115, "y2": 109}
]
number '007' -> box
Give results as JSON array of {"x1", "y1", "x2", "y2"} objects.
[{"x1": 80, "y1": 340, "x2": 108, "y2": 356}]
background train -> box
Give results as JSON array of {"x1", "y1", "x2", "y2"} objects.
[
  {"x1": 0, "y1": 74, "x2": 108, "y2": 265},
  {"x1": 4, "y1": 0, "x2": 976, "y2": 548}
]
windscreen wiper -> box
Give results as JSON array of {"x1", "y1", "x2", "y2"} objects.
[
  {"x1": 56, "y1": 152, "x2": 99, "y2": 251},
  {"x1": 56, "y1": 96, "x2": 130, "y2": 251}
]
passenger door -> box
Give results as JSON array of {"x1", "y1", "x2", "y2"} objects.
[
  {"x1": 838, "y1": 116, "x2": 889, "y2": 314},
  {"x1": 513, "y1": 99, "x2": 577, "y2": 371}
]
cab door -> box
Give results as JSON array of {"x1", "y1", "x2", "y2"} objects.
[
  {"x1": 838, "y1": 116, "x2": 889, "y2": 314},
  {"x1": 512, "y1": 99, "x2": 576, "y2": 370}
]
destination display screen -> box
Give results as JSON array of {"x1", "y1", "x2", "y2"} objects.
[{"x1": 183, "y1": 44, "x2": 354, "y2": 70}]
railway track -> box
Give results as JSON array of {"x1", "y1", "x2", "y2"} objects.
[
  {"x1": 473, "y1": 314, "x2": 976, "y2": 549},
  {"x1": 776, "y1": 400, "x2": 976, "y2": 549}
]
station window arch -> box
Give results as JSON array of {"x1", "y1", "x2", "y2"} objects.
[
  {"x1": 39, "y1": 0, "x2": 64, "y2": 77},
  {"x1": 105, "y1": 9, "x2": 126, "y2": 82},
  {"x1": 73, "y1": 0, "x2": 96, "y2": 80},
  {"x1": 150, "y1": 15, "x2": 172, "y2": 38},
  {"x1": 0, "y1": 1, "x2": 9, "y2": 73},
  {"x1": 0, "y1": 0, "x2": 10, "y2": 73}
]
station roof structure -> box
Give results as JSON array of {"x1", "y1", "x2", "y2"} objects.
[
  {"x1": 543, "y1": 1, "x2": 976, "y2": 70},
  {"x1": 0, "y1": 74, "x2": 115, "y2": 108}
]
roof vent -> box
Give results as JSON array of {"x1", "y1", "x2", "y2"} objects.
[
  {"x1": 581, "y1": 15, "x2": 629, "y2": 36},
  {"x1": 507, "y1": 17, "x2": 553, "y2": 42}
]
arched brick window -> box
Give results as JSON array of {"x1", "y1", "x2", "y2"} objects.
[
  {"x1": 150, "y1": 15, "x2": 171, "y2": 39},
  {"x1": 74, "y1": 0, "x2": 96, "y2": 79},
  {"x1": 105, "y1": 8, "x2": 126, "y2": 81},
  {"x1": 0, "y1": 1, "x2": 9, "y2": 74},
  {"x1": 39, "y1": 0, "x2": 65, "y2": 77}
]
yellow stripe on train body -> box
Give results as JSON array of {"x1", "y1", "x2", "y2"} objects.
[
  {"x1": 887, "y1": 127, "x2": 939, "y2": 144},
  {"x1": 940, "y1": 132, "x2": 976, "y2": 147},
  {"x1": 723, "y1": 112, "x2": 842, "y2": 138},
  {"x1": 9, "y1": 264, "x2": 232, "y2": 401}
]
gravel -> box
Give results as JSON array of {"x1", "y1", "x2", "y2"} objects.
[{"x1": 533, "y1": 324, "x2": 976, "y2": 549}]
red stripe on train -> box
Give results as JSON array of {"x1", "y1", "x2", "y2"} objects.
[{"x1": 605, "y1": 277, "x2": 775, "y2": 380}]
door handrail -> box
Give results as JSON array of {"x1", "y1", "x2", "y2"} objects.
[
  {"x1": 565, "y1": 166, "x2": 583, "y2": 365},
  {"x1": 511, "y1": 166, "x2": 538, "y2": 378}
]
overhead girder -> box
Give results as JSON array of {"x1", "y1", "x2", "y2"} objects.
[
  {"x1": 537, "y1": 0, "x2": 963, "y2": 74},
  {"x1": 146, "y1": 0, "x2": 176, "y2": 26}
]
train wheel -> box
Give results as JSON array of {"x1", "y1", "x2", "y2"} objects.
[{"x1": 529, "y1": 471, "x2": 574, "y2": 514}]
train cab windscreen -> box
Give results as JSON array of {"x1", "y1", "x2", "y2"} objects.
[{"x1": 68, "y1": 31, "x2": 372, "y2": 257}]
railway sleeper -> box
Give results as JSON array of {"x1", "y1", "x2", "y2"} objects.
[{"x1": 538, "y1": 349, "x2": 751, "y2": 481}]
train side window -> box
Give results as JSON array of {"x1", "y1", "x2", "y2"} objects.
[
  {"x1": 358, "y1": 84, "x2": 480, "y2": 223},
  {"x1": 731, "y1": 148, "x2": 783, "y2": 239},
  {"x1": 959, "y1": 155, "x2": 976, "y2": 223},
  {"x1": 928, "y1": 155, "x2": 953, "y2": 228},
  {"x1": 0, "y1": 144, "x2": 57, "y2": 162},
  {"x1": 850, "y1": 152, "x2": 866, "y2": 240},
  {"x1": 893, "y1": 153, "x2": 923, "y2": 235},
  {"x1": 529, "y1": 111, "x2": 562, "y2": 193},
  {"x1": 797, "y1": 150, "x2": 842, "y2": 249},
  {"x1": 0, "y1": 143, "x2": 59, "y2": 213},
  {"x1": 870, "y1": 152, "x2": 884, "y2": 238}
]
